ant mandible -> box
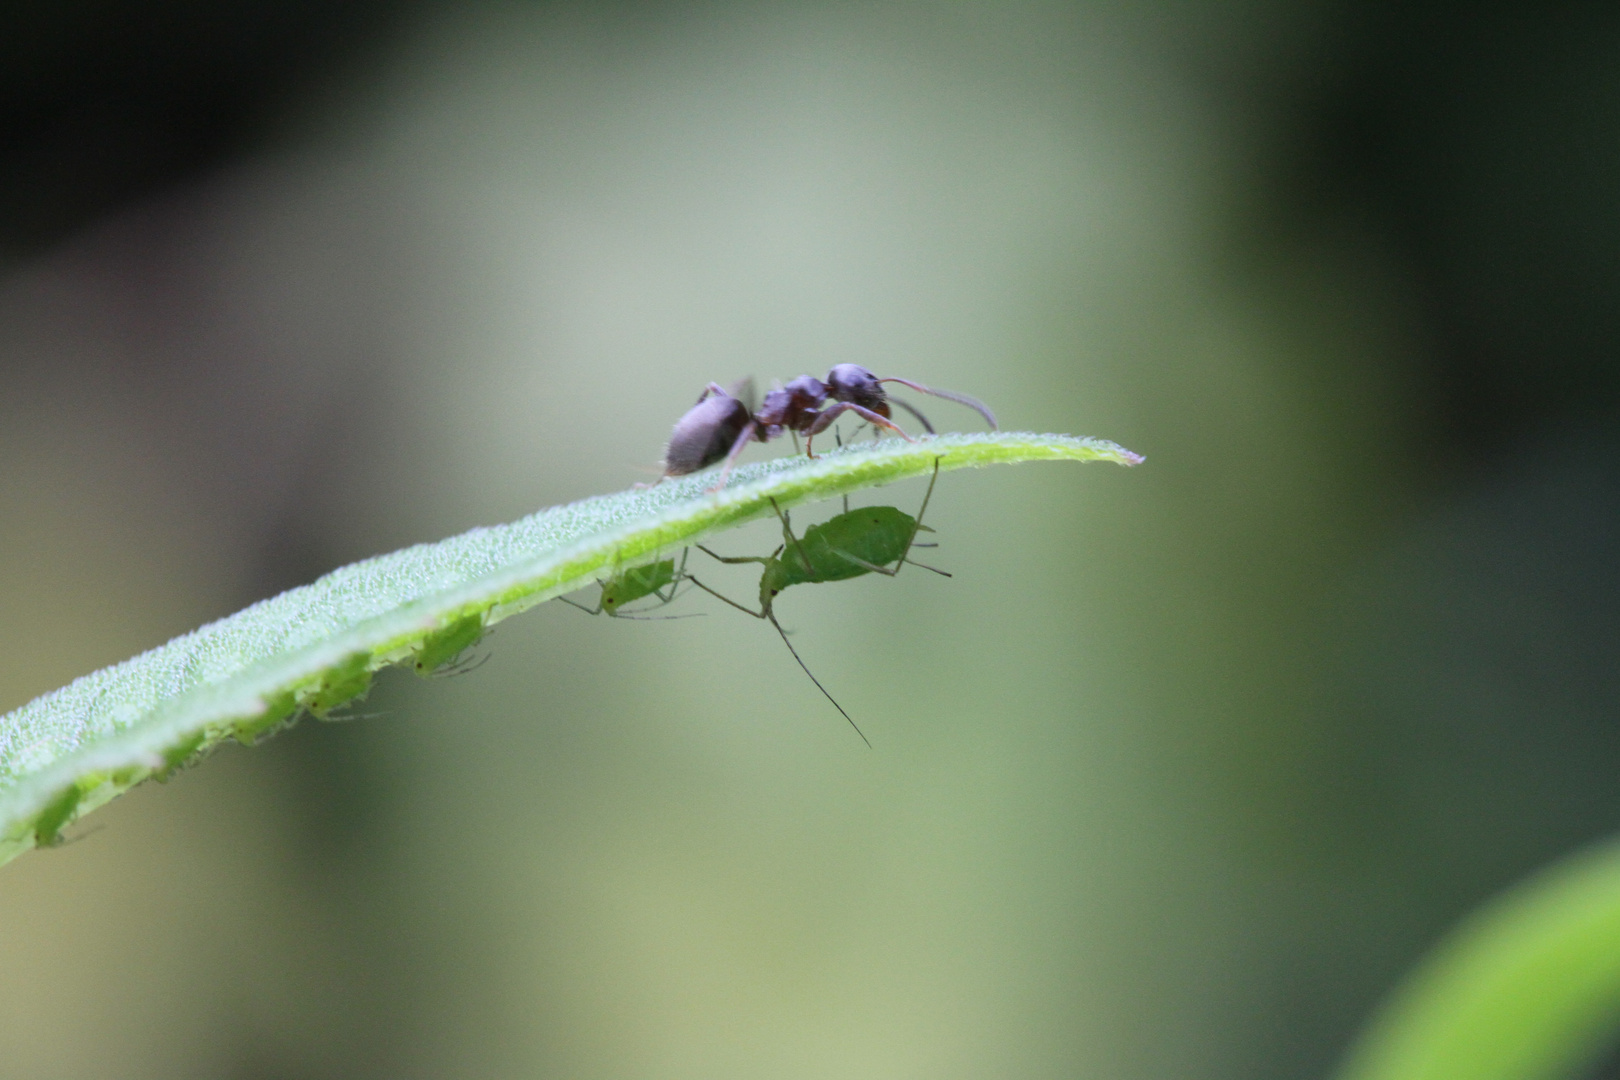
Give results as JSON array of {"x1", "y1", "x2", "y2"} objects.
[{"x1": 658, "y1": 364, "x2": 996, "y2": 488}]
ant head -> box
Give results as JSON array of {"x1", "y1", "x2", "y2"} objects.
[{"x1": 824, "y1": 364, "x2": 886, "y2": 408}]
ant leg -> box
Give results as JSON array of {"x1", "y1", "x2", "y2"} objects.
[
  {"x1": 887, "y1": 396, "x2": 935, "y2": 434},
  {"x1": 876, "y1": 378, "x2": 997, "y2": 429},
  {"x1": 686, "y1": 575, "x2": 767, "y2": 619},
  {"x1": 707, "y1": 419, "x2": 760, "y2": 492},
  {"x1": 804, "y1": 403, "x2": 910, "y2": 458},
  {"x1": 766, "y1": 610, "x2": 870, "y2": 747}
]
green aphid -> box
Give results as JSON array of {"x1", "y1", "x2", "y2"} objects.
[
  {"x1": 561, "y1": 551, "x2": 694, "y2": 619},
  {"x1": 690, "y1": 458, "x2": 947, "y2": 746},
  {"x1": 234, "y1": 689, "x2": 299, "y2": 745},
  {"x1": 301, "y1": 652, "x2": 374, "y2": 718},
  {"x1": 413, "y1": 612, "x2": 486, "y2": 676},
  {"x1": 33, "y1": 781, "x2": 86, "y2": 847}
]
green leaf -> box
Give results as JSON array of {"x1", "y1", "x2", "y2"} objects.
[
  {"x1": 1335, "y1": 837, "x2": 1620, "y2": 1080},
  {"x1": 0, "y1": 432, "x2": 1140, "y2": 868}
]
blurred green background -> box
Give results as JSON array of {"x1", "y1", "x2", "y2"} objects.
[{"x1": 3, "y1": 3, "x2": 1620, "y2": 1078}]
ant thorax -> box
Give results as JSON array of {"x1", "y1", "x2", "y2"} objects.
[{"x1": 756, "y1": 376, "x2": 828, "y2": 434}]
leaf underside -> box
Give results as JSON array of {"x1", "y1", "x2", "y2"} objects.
[{"x1": 0, "y1": 433, "x2": 1140, "y2": 867}]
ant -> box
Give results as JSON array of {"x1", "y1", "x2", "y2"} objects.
[
  {"x1": 660, "y1": 365, "x2": 996, "y2": 488},
  {"x1": 559, "y1": 551, "x2": 698, "y2": 619},
  {"x1": 686, "y1": 458, "x2": 948, "y2": 745}
]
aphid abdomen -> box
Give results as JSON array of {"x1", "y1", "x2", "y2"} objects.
[
  {"x1": 809, "y1": 507, "x2": 915, "y2": 573},
  {"x1": 664, "y1": 394, "x2": 752, "y2": 475}
]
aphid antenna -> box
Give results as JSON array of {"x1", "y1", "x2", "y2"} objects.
[
  {"x1": 432, "y1": 651, "x2": 493, "y2": 678},
  {"x1": 604, "y1": 606, "x2": 706, "y2": 622},
  {"x1": 766, "y1": 610, "x2": 870, "y2": 748},
  {"x1": 53, "y1": 824, "x2": 107, "y2": 848},
  {"x1": 323, "y1": 708, "x2": 393, "y2": 723}
]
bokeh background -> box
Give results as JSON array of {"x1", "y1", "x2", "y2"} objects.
[{"x1": 3, "y1": 3, "x2": 1619, "y2": 1078}]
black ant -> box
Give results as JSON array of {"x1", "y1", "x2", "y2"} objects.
[{"x1": 658, "y1": 365, "x2": 996, "y2": 487}]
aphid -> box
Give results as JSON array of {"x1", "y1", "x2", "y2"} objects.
[
  {"x1": 559, "y1": 551, "x2": 696, "y2": 619},
  {"x1": 659, "y1": 365, "x2": 996, "y2": 487},
  {"x1": 688, "y1": 459, "x2": 948, "y2": 745}
]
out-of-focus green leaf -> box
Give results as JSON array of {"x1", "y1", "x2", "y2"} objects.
[{"x1": 1336, "y1": 838, "x2": 1620, "y2": 1080}]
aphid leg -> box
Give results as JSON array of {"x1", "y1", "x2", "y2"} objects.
[
  {"x1": 804, "y1": 403, "x2": 910, "y2": 458},
  {"x1": 558, "y1": 595, "x2": 605, "y2": 615},
  {"x1": 686, "y1": 574, "x2": 767, "y2": 618},
  {"x1": 696, "y1": 544, "x2": 772, "y2": 567},
  {"x1": 766, "y1": 610, "x2": 871, "y2": 747},
  {"x1": 833, "y1": 429, "x2": 850, "y2": 512},
  {"x1": 828, "y1": 458, "x2": 948, "y2": 578},
  {"x1": 768, "y1": 497, "x2": 815, "y2": 575},
  {"x1": 876, "y1": 378, "x2": 997, "y2": 429},
  {"x1": 612, "y1": 551, "x2": 706, "y2": 620}
]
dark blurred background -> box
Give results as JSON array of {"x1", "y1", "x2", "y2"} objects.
[{"x1": 2, "y1": 2, "x2": 1618, "y2": 1078}]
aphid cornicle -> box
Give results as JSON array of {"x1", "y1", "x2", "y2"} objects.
[
  {"x1": 659, "y1": 366, "x2": 996, "y2": 488},
  {"x1": 688, "y1": 458, "x2": 948, "y2": 744}
]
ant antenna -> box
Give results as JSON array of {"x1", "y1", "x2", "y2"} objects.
[
  {"x1": 766, "y1": 610, "x2": 871, "y2": 748},
  {"x1": 877, "y1": 378, "x2": 997, "y2": 429}
]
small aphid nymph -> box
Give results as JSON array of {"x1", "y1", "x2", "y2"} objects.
[{"x1": 560, "y1": 551, "x2": 696, "y2": 620}]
